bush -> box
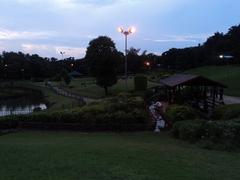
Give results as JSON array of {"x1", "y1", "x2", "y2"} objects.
[
  {"x1": 134, "y1": 76, "x2": 148, "y2": 91},
  {"x1": 31, "y1": 77, "x2": 45, "y2": 82},
  {"x1": 213, "y1": 104, "x2": 240, "y2": 120},
  {"x1": 165, "y1": 105, "x2": 198, "y2": 123},
  {"x1": 204, "y1": 120, "x2": 240, "y2": 143},
  {"x1": 172, "y1": 118, "x2": 240, "y2": 150},
  {"x1": 172, "y1": 120, "x2": 205, "y2": 142}
]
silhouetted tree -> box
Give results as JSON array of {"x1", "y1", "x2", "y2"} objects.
[
  {"x1": 61, "y1": 69, "x2": 71, "y2": 85},
  {"x1": 85, "y1": 36, "x2": 119, "y2": 95}
]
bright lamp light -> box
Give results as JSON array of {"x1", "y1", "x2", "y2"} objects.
[
  {"x1": 129, "y1": 27, "x2": 136, "y2": 34},
  {"x1": 118, "y1": 27, "x2": 124, "y2": 33}
]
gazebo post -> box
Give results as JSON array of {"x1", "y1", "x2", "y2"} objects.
[
  {"x1": 203, "y1": 86, "x2": 208, "y2": 112},
  {"x1": 212, "y1": 86, "x2": 216, "y2": 109}
]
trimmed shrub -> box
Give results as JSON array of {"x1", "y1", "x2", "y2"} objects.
[
  {"x1": 165, "y1": 105, "x2": 198, "y2": 124},
  {"x1": 134, "y1": 76, "x2": 148, "y2": 91}
]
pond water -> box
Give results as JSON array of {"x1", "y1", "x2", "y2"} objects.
[
  {"x1": 0, "y1": 103, "x2": 47, "y2": 117},
  {"x1": 0, "y1": 88, "x2": 48, "y2": 117}
]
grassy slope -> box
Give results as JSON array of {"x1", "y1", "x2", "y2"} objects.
[
  {"x1": 186, "y1": 65, "x2": 240, "y2": 97},
  {"x1": 3, "y1": 81, "x2": 81, "y2": 111},
  {"x1": 0, "y1": 132, "x2": 239, "y2": 180},
  {"x1": 59, "y1": 77, "x2": 159, "y2": 99}
]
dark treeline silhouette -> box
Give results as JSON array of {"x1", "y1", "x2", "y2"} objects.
[
  {"x1": 159, "y1": 24, "x2": 240, "y2": 70},
  {"x1": 0, "y1": 51, "x2": 88, "y2": 80},
  {"x1": 0, "y1": 48, "x2": 157, "y2": 80}
]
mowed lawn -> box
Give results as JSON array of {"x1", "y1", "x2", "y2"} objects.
[
  {"x1": 0, "y1": 132, "x2": 240, "y2": 180},
  {"x1": 186, "y1": 65, "x2": 240, "y2": 97}
]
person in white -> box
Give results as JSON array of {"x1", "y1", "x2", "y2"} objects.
[{"x1": 149, "y1": 101, "x2": 165, "y2": 132}]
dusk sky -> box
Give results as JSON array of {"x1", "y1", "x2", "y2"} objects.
[{"x1": 0, "y1": 0, "x2": 240, "y2": 59}]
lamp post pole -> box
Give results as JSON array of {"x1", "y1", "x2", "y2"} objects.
[
  {"x1": 60, "y1": 51, "x2": 65, "y2": 67},
  {"x1": 60, "y1": 51, "x2": 65, "y2": 60},
  {"x1": 118, "y1": 27, "x2": 136, "y2": 90},
  {"x1": 124, "y1": 33, "x2": 128, "y2": 89},
  {"x1": 4, "y1": 64, "x2": 8, "y2": 79}
]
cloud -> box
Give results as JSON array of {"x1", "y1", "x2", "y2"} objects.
[
  {"x1": 144, "y1": 34, "x2": 211, "y2": 43},
  {"x1": 22, "y1": 43, "x2": 50, "y2": 51},
  {"x1": 55, "y1": 46, "x2": 86, "y2": 58},
  {"x1": 21, "y1": 43, "x2": 54, "y2": 57},
  {"x1": 153, "y1": 51, "x2": 163, "y2": 56},
  {"x1": 0, "y1": 28, "x2": 51, "y2": 40},
  {"x1": 16, "y1": 0, "x2": 188, "y2": 13},
  {"x1": 21, "y1": 43, "x2": 86, "y2": 58},
  {"x1": 0, "y1": 45, "x2": 5, "y2": 52},
  {"x1": 17, "y1": 0, "x2": 77, "y2": 9}
]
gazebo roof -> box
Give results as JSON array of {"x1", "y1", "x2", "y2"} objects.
[{"x1": 160, "y1": 74, "x2": 227, "y2": 88}]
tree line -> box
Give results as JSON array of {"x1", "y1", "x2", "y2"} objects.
[
  {"x1": 0, "y1": 52, "x2": 87, "y2": 80},
  {"x1": 159, "y1": 24, "x2": 240, "y2": 70},
  {"x1": 0, "y1": 46, "x2": 158, "y2": 81}
]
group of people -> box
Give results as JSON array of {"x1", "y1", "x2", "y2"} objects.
[{"x1": 149, "y1": 101, "x2": 166, "y2": 132}]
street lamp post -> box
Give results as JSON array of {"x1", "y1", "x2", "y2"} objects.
[
  {"x1": 60, "y1": 51, "x2": 65, "y2": 60},
  {"x1": 118, "y1": 27, "x2": 136, "y2": 90},
  {"x1": 4, "y1": 64, "x2": 8, "y2": 79},
  {"x1": 60, "y1": 51, "x2": 65, "y2": 67}
]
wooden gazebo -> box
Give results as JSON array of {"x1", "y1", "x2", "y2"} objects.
[{"x1": 160, "y1": 74, "x2": 227, "y2": 112}]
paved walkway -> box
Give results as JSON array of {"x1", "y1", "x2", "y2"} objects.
[{"x1": 224, "y1": 95, "x2": 240, "y2": 105}]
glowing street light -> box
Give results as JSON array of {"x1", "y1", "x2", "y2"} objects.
[
  {"x1": 118, "y1": 27, "x2": 136, "y2": 89},
  {"x1": 145, "y1": 61, "x2": 150, "y2": 66},
  {"x1": 219, "y1": 55, "x2": 224, "y2": 59}
]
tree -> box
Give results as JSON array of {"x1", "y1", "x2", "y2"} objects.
[
  {"x1": 85, "y1": 36, "x2": 119, "y2": 95},
  {"x1": 60, "y1": 69, "x2": 71, "y2": 85},
  {"x1": 127, "y1": 47, "x2": 141, "y2": 73}
]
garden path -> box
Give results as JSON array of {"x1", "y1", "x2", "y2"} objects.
[{"x1": 45, "y1": 82, "x2": 99, "y2": 104}]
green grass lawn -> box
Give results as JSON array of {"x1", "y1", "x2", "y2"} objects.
[
  {"x1": 59, "y1": 77, "x2": 159, "y2": 99},
  {"x1": 186, "y1": 65, "x2": 240, "y2": 97},
  {"x1": 0, "y1": 132, "x2": 240, "y2": 180}
]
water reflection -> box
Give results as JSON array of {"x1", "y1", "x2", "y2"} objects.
[
  {"x1": 0, "y1": 103, "x2": 47, "y2": 117},
  {"x1": 0, "y1": 97, "x2": 47, "y2": 117}
]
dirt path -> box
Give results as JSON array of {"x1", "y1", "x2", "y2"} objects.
[
  {"x1": 45, "y1": 82, "x2": 102, "y2": 104},
  {"x1": 224, "y1": 95, "x2": 240, "y2": 105}
]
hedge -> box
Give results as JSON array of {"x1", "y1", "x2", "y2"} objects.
[{"x1": 0, "y1": 96, "x2": 150, "y2": 131}]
